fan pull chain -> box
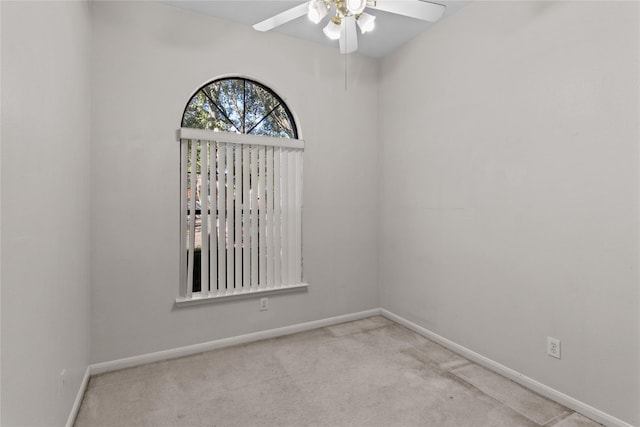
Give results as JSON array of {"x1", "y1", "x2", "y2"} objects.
[{"x1": 344, "y1": 47, "x2": 348, "y2": 92}]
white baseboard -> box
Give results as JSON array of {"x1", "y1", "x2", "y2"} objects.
[
  {"x1": 90, "y1": 308, "x2": 381, "y2": 376},
  {"x1": 380, "y1": 309, "x2": 636, "y2": 427},
  {"x1": 66, "y1": 365, "x2": 91, "y2": 427}
]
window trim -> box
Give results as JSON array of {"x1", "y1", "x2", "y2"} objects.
[{"x1": 175, "y1": 283, "x2": 308, "y2": 307}]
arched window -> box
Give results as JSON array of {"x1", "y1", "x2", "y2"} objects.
[
  {"x1": 177, "y1": 77, "x2": 306, "y2": 305},
  {"x1": 182, "y1": 77, "x2": 297, "y2": 139}
]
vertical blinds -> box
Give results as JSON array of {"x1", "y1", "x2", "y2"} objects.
[{"x1": 179, "y1": 128, "x2": 304, "y2": 300}]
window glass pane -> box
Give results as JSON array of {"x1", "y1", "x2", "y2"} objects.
[
  {"x1": 182, "y1": 91, "x2": 236, "y2": 132},
  {"x1": 244, "y1": 82, "x2": 280, "y2": 133},
  {"x1": 248, "y1": 105, "x2": 295, "y2": 138},
  {"x1": 202, "y1": 80, "x2": 244, "y2": 133},
  {"x1": 182, "y1": 77, "x2": 297, "y2": 138}
]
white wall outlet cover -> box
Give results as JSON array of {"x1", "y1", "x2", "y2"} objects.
[{"x1": 547, "y1": 336, "x2": 561, "y2": 359}]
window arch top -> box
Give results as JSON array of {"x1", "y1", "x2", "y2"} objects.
[{"x1": 182, "y1": 77, "x2": 298, "y2": 139}]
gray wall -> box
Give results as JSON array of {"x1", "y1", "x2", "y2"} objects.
[
  {"x1": 1, "y1": 1, "x2": 92, "y2": 425},
  {"x1": 90, "y1": 1, "x2": 380, "y2": 364},
  {"x1": 379, "y1": 1, "x2": 639, "y2": 425}
]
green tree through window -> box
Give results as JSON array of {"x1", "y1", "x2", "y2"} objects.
[{"x1": 182, "y1": 78, "x2": 297, "y2": 139}]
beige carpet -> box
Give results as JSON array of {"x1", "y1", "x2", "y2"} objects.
[{"x1": 75, "y1": 316, "x2": 601, "y2": 427}]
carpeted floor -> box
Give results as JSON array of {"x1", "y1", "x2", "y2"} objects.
[{"x1": 75, "y1": 316, "x2": 601, "y2": 427}]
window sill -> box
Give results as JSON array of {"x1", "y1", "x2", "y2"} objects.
[{"x1": 175, "y1": 283, "x2": 309, "y2": 307}]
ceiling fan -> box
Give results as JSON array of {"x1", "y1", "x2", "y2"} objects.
[{"x1": 253, "y1": 0, "x2": 446, "y2": 54}]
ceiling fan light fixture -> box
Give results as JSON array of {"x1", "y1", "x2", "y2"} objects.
[
  {"x1": 253, "y1": 0, "x2": 447, "y2": 54},
  {"x1": 323, "y1": 16, "x2": 342, "y2": 40},
  {"x1": 345, "y1": 0, "x2": 367, "y2": 15},
  {"x1": 308, "y1": 0, "x2": 328, "y2": 24},
  {"x1": 357, "y1": 12, "x2": 375, "y2": 33}
]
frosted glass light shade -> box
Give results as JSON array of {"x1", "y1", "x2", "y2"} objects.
[
  {"x1": 346, "y1": 0, "x2": 366, "y2": 15},
  {"x1": 357, "y1": 12, "x2": 375, "y2": 33},
  {"x1": 308, "y1": 1, "x2": 328, "y2": 24},
  {"x1": 323, "y1": 19, "x2": 342, "y2": 40}
]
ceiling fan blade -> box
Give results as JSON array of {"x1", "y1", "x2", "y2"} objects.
[
  {"x1": 369, "y1": 0, "x2": 445, "y2": 22},
  {"x1": 253, "y1": 2, "x2": 309, "y2": 32},
  {"x1": 339, "y1": 15, "x2": 358, "y2": 54}
]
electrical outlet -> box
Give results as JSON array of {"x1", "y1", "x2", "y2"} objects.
[
  {"x1": 260, "y1": 297, "x2": 268, "y2": 311},
  {"x1": 547, "y1": 337, "x2": 561, "y2": 359},
  {"x1": 60, "y1": 369, "x2": 66, "y2": 397}
]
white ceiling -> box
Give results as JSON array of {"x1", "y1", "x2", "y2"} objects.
[{"x1": 159, "y1": 1, "x2": 471, "y2": 58}]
